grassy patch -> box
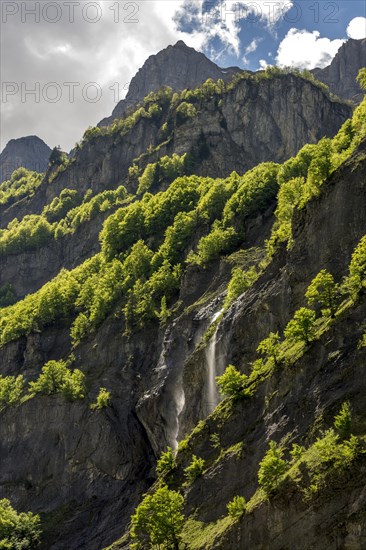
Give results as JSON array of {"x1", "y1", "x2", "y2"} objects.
[{"x1": 181, "y1": 516, "x2": 234, "y2": 549}]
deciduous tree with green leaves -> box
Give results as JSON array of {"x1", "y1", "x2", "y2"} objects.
[
  {"x1": 284, "y1": 307, "x2": 317, "y2": 345},
  {"x1": 0, "y1": 498, "x2": 41, "y2": 549},
  {"x1": 305, "y1": 269, "x2": 339, "y2": 317},
  {"x1": 156, "y1": 447, "x2": 176, "y2": 477},
  {"x1": 216, "y1": 365, "x2": 248, "y2": 399},
  {"x1": 256, "y1": 332, "x2": 282, "y2": 367},
  {"x1": 258, "y1": 441, "x2": 288, "y2": 493},
  {"x1": 130, "y1": 485, "x2": 184, "y2": 550}
]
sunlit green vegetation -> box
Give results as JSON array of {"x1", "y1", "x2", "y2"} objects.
[
  {"x1": 0, "y1": 78, "x2": 364, "y2": 349},
  {"x1": 0, "y1": 185, "x2": 129, "y2": 255},
  {"x1": 29, "y1": 360, "x2": 85, "y2": 401},
  {"x1": 184, "y1": 455, "x2": 205, "y2": 483},
  {"x1": 216, "y1": 365, "x2": 250, "y2": 400},
  {"x1": 0, "y1": 374, "x2": 24, "y2": 409},
  {"x1": 226, "y1": 496, "x2": 246, "y2": 519},
  {"x1": 267, "y1": 90, "x2": 365, "y2": 255},
  {"x1": 130, "y1": 485, "x2": 184, "y2": 549},
  {"x1": 156, "y1": 447, "x2": 176, "y2": 477},
  {"x1": 0, "y1": 498, "x2": 41, "y2": 549},
  {"x1": 90, "y1": 387, "x2": 111, "y2": 410},
  {"x1": 0, "y1": 167, "x2": 43, "y2": 208},
  {"x1": 137, "y1": 153, "x2": 187, "y2": 194}
]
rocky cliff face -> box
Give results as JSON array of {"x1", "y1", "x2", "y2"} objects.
[
  {"x1": 0, "y1": 75, "x2": 352, "y2": 301},
  {"x1": 312, "y1": 38, "x2": 366, "y2": 103},
  {"x1": 99, "y1": 40, "x2": 241, "y2": 126},
  {"x1": 0, "y1": 136, "x2": 51, "y2": 183},
  {"x1": 0, "y1": 40, "x2": 365, "y2": 550},
  {"x1": 0, "y1": 135, "x2": 364, "y2": 549}
]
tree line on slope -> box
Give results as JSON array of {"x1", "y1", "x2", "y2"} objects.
[{"x1": 0, "y1": 81, "x2": 365, "y2": 347}]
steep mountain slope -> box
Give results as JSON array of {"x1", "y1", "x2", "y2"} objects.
[
  {"x1": 0, "y1": 43, "x2": 365, "y2": 550},
  {"x1": 0, "y1": 75, "x2": 364, "y2": 549},
  {"x1": 0, "y1": 136, "x2": 51, "y2": 183},
  {"x1": 0, "y1": 71, "x2": 352, "y2": 302},
  {"x1": 312, "y1": 38, "x2": 366, "y2": 103},
  {"x1": 98, "y1": 40, "x2": 241, "y2": 126}
]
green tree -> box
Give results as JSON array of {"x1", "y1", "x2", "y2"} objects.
[
  {"x1": 156, "y1": 447, "x2": 176, "y2": 477},
  {"x1": 0, "y1": 375, "x2": 24, "y2": 408},
  {"x1": 224, "y1": 266, "x2": 257, "y2": 308},
  {"x1": 256, "y1": 332, "x2": 282, "y2": 367},
  {"x1": 284, "y1": 307, "x2": 317, "y2": 345},
  {"x1": 258, "y1": 441, "x2": 288, "y2": 493},
  {"x1": 216, "y1": 365, "x2": 248, "y2": 399},
  {"x1": 227, "y1": 496, "x2": 246, "y2": 519},
  {"x1": 0, "y1": 498, "x2": 41, "y2": 549},
  {"x1": 49, "y1": 146, "x2": 66, "y2": 167},
  {"x1": 90, "y1": 387, "x2": 111, "y2": 410},
  {"x1": 305, "y1": 269, "x2": 339, "y2": 317},
  {"x1": 334, "y1": 401, "x2": 352, "y2": 437},
  {"x1": 130, "y1": 486, "x2": 184, "y2": 550},
  {"x1": 356, "y1": 67, "x2": 366, "y2": 90},
  {"x1": 29, "y1": 360, "x2": 85, "y2": 401},
  {"x1": 184, "y1": 455, "x2": 205, "y2": 483},
  {"x1": 176, "y1": 101, "x2": 197, "y2": 125},
  {"x1": 344, "y1": 235, "x2": 366, "y2": 299}
]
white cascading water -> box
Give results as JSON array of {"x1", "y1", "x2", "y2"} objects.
[{"x1": 204, "y1": 310, "x2": 223, "y2": 415}]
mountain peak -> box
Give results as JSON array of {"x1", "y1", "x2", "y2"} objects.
[
  {"x1": 312, "y1": 38, "x2": 366, "y2": 103},
  {"x1": 173, "y1": 39, "x2": 189, "y2": 48},
  {"x1": 0, "y1": 135, "x2": 51, "y2": 182},
  {"x1": 98, "y1": 41, "x2": 241, "y2": 126}
]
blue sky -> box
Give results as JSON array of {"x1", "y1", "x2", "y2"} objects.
[
  {"x1": 1, "y1": 0, "x2": 365, "y2": 152},
  {"x1": 179, "y1": 0, "x2": 366, "y2": 70}
]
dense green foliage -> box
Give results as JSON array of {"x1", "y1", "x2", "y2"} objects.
[
  {"x1": 284, "y1": 307, "x2": 317, "y2": 344},
  {"x1": 29, "y1": 360, "x2": 85, "y2": 401},
  {"x1": 0, "y1": 185, "x2": 129, "y2": 255},
  {"x1": 0, "y1": 498, "x2": 41, "y2": 549},
  {"x1": 258, "y1": 441, "x2": 288, "y2": 493},
  {"x1": 156, "y1": 447, "x2": 176, "y2": 477},
  {"x1": 334, "y1": 401, "x2": 352, "y2": 436},
  {"x1": 267, "y1": 93, "x2": 366, "y2": 254},
  {"x1": 216, "y1": 365, "x2": 249, "y2": 399},
  {"x1": 130, "y1": 485, "x2": 184, "y2": 549},
  {"x1": 226, "y1": 496, "x2": 246, "y2": 519},
  {"x1": 256, "y1": 332, "x2": 282, "y2": 367},
  {"x1": 0, "y1": 85, "x2": 364, "y2": 347},
  {"x1": 90, "y1": 387, "x2": 111, "y2": 410},
  {"x1": 223, "y1": 266, "x2": 258, "y2": 308},
  {"x1": 0, "y1": 168, "x2": 43, "y2": 208},
  {"x1": 342, "y1": 234, "x2": 366, "y2": 299},
  {"x1": 305, "y1": 269, "x2": 339, "y2": 316},
  {"x1": 0, "y1": 375, "x2": 24, "y2": 409},
  {"x1": 137, "y1": 154, "x2": 186, "y2": 194},
  {"x1": 184, "y1": 455, "x2": 205, "y2": 483}
]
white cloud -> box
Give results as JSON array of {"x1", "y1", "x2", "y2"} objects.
[
  {"x1": 276, "y1": 29, "x2": 344, "y2": 69},
  {"x1": 0, "y1": 0, "x2": 209, "y2": 151},
  {"x1": 242, "y1": 38, "x2": 261, "y2": 65},
  {"x1": 259, "y1": 59, "x2": 271, "y2": 69},
  {"x1": 346, "y1": 17, "x2": 366, "y2": 39},
  {"x1": 0, "y1": 0, "x2": 295, "y2": 151}
]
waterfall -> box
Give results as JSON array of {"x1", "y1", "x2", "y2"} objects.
[
  {"x1": 204, "y1": 310, "x2": 223, "y2": 415},
  {"x1": 172, "y1": 382, "x2": 185, "y2": 450}
]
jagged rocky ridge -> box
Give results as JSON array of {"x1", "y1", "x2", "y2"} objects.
[
  {"x1": 98, "y1": 40, "x2": 241, "y2": 127},
  {"x1": 0, "y1": 42, "x2": 365, "y2": 550},
  {"x1": 313, "y1": 38, "x2": 366, "y2": 103},
  {"x1": 0, "y1": 136, "x2": 51, "y2": 183}
]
